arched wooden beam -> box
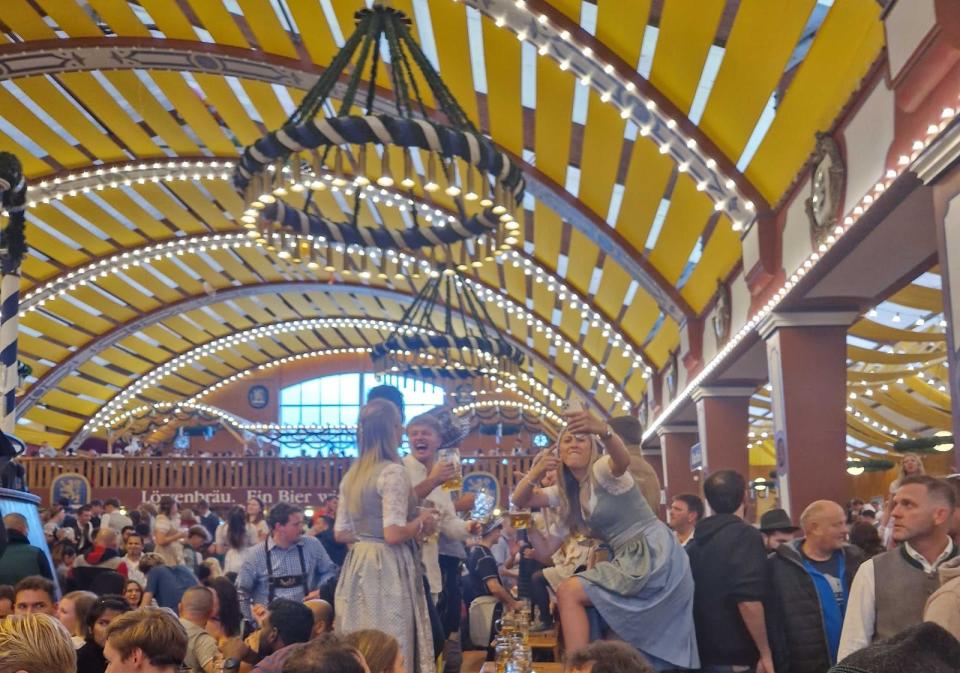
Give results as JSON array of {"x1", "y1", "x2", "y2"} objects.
[{"x1": 0, "y1": 36, "x2": 694, "y2": 322}]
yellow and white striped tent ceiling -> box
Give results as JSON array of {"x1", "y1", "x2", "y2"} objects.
[{"x1": 0, "y1": 0, "x2": 888, "y2": 448}]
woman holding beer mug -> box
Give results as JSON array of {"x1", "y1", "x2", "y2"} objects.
[
  {"x1": 511, "y1": 406, "x2": 699, "y2": 671},
  {"x1": 404, "y1": 411, "x2": 481, "y2": 671}
]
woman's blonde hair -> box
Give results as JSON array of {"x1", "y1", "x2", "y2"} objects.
[
  {"x1": 62, "y1": 590, "x2": 98, "y2": 638},
  {"x1": 342, "y1": 399, "x2": 403, "y2": 517},
  {"x1": 893, "y1": 453, "x2": 926, "y2": 490},
  {"x1": 0, "y1": 614, "x2": 76, "y2": 673},
  {"x1": 344, "y1": 628, "x2": 400, "y2": 673},
  {"x1": 555, "y1": 429, "x2": 602, "y2": 535}
]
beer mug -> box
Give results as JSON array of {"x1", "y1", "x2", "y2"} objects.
[
  {"x1": 437, "y1": 448, "x2": 461, "y2": 490},
  {"x1": 508, "y1": 509, "x2": 532, "y2": 529}
]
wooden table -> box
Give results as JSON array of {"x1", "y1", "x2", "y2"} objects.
[{"x1": 481, "y1": 663, "x2": 564, "y2": 673}]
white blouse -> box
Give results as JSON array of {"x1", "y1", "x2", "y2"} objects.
[{"x1": 335, "y1": 462, "x2": 412, "y2": 534}]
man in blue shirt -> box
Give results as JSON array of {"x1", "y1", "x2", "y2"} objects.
[
  {"x1": 140, "y1": 552, "x2": 199, "y2": 610},
  {"x1": 236, "y1": 503, "x2": 337, "y2": 624},
  {"x1": 767, "y1": 500, "x2": 863, "y2": 673}
]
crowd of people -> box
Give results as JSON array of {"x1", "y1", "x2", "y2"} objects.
[{"x1": 0, "y1": 388, "x2": 958, "y2": 673}]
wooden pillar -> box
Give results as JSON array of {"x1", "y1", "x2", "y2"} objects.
[
  {"x1": 933, "y1": 178, "x2": 960, "y2": 441},
  {"x1": 692, "y1": 386, "x2": 754, "y2": 478},
  {"x1": 657, "y1": 424, "x2": 700, "y2": 501},
  {"x1": 760, "y1": 311, "x2": 857, "y2": 516}
]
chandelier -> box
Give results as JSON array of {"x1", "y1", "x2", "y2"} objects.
[
  {"x1": 371, "y1": 267, "x2": 525, "y2": 381},
  {"x1": 234, "y1": 5, "x2": 525, "y2": 268}
]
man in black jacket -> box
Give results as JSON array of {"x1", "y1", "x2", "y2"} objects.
[
  {"x1": 768, "y1": 500, "x2": 863, "y2": 673},
  {"x1": 687, "y1": 470, "x2": 774, "y2": 672},
  {"x1": 0, "y1": 513, "x2": 53, "y2": 586}
]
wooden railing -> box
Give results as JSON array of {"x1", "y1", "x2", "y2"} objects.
[{"x1": 20, "y1": 455, "x2": 535, "y2": 506}]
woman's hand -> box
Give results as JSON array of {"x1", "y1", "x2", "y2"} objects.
[
  {"x1": 529, "y1": 450, "x2": 560, "y2": 480},
  {"x1": 417, "y1": 508, "x2": 440, "y2": 538},
  {"x1": 465, "y1": 520, "x2": 483, "y2": 536},
  {"x1": 563, "y1": 410, "x2": 607, "y2": 437}
]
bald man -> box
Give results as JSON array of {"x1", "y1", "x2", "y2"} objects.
[
  {"x1": 765, "y1": 500, "x2": 863, "y2": 673},
  {"x1": 305, "y1": 599, "x2": 333, "y2": 637}
]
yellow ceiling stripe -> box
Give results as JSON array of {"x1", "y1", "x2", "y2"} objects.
[
  {"x1": 847, "y1": 345, "x2": 945, "y2": 365},
  {"x1": 2, "y1": 0, "x2": 57, "y2": 39},
  {"x1": 184, "y1": 0, "x2": 249, "y2": 48},
  {"x1": 907, "y1": 376, "x2": 951, "y2": 411},
  {"x1": 287, "y1": 2, "x2": 340, "y2": 67},
  {"x1": 16, "y1": 77, "x2": 127, "y2": 162},
  {"x1": 563, "y1": 230, "x2": 599, "y2": 296},
  {"x1": 531, "y1": 205, "x2": 563, "y2": 273},
  {"x1": 429, "y1": 1, "x2": 481, "y2": 127},
  {"x1": 482, "y1": 14, "x2": 524, "y2": 156},
  {"x1": 142, "y1": 325, "x2": 193, "y2": 353},
  {"x1": 592, "y1": 259, "x2": 631, "y2": 319},
  {"x1": 56, "y1": 73, "x2": 162, "y2": 158},
  {"x1": 137, "y1": 0, "x2": 197, "y2": 40},
  {"x1": 619, "y1": 291, "x2": 659, "y2": 357},
  {"x1": 165, "y1": 182, "x2": 234, "y2": 231},
  {"x1": 95, "y1": 189, "x2": 177, "y2": 241},
  {"x1": 149, "y1": 72, "x2": 237, "y2": 156},
  {"x1": 40, "y1": 297, "x2": 112, "y2": 335},
  {"x1": 133, "y1": 184, "x2": 207, "y2": 235},
  {"x1": 850, "y1": 400, "x2": 911, "y2": 437},
  {"x1": 30, "y1": 203, "x2": 115, "y2": 257},
  {"x1": 104, "y1": 71, "x2": 202, "y2": 155},
  {"x1": 578, "y1": 91, "x2": 626, "y2": 218},
  {"x1": 33, "y1": 0, "x2": 101, "y2": 37},
  {"x1": 21, "y1": 315, "x2": 87, "y2": 348},
  {"x1": 74, "y1": 286, "x2": 136, "y2": 322},
  {"x1": 98, "y1": 276, "x2": 161, "y2": 313},
  {"x1": 24, "y1": 407, "x2": 83, "y2": 432},
  {"x1": 879, "y1": 388, "x2": 952, "y2": 428},
  {"x1": 239, "y1": 80, "x2": 290, "y2": 130},
  {"x1": 0, "y1": 87, "x2": 89, "y2": 167},
  {"x1": 594, "y1": 0, "x2": 651, "y2": 70},
  {"x1": 699, "y1": 0, "x2": 815, "y2": 161},
  {"x1": 234, "y1": 248, "x2": 285, "y2": 283},
  {"x1": 237, "y1": 0, "x2": 298, "y2": 58},
  {"x1": 645, "y1": 316, "x2": 680, "y2": 368},
  {"x1": 534, "y1": 57, "x2": 575, "y2": 188},
  {"x1": 61, "y1": 198, "x2": 148, "y2": 249},
  {"x1": 0, "y1": 130, "x2": 52, "y2": 177},
  {"x1": 23, "y1": 224, "x2": 93, "y2": 267},
  {"x1": 87, "y1": 0, "x2": 152, "y2": 37},
  {"x1": 889, "y1": 284, "x2": 943, "y2": 312},
  {"x1": 850, "y1": 320, "x2": 947, "y2": 343},
  {"x1": 746, "y1": 0, "x2": 884, "y2": 202},
  {"x1": 116, "y1": 336, "x2": 171, "y2": 365},
  {"x1": 648, "y1": 175, "x2": 714, "y2": 284},
  {"x1": 615, "y1": 141, "x2": 674, "y2": 253},
  {"x1": 648, "y1": 0, "x2": 725, "y2": 115},
  {"x1": 680, "y1": 217, "x2": 742, "y2": 312}
]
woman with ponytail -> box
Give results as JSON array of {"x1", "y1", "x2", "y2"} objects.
[{"x1": 334, "y1": 399, "x2": 438, "y2": 673}]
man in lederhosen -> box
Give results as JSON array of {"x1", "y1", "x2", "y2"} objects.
[{"x1": 236, "y1": 502, "x2": 338, "y2": 626}]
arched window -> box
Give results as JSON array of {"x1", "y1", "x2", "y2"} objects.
[{"x1": 278, "y1": 374, "x2": 446, "y2": 456}]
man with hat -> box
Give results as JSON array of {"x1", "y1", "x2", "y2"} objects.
[
  {"x1": 760, "y1": 508, "x2": 800, "y2": 552},
  {"x1": 465, "y1": 518, "x2": 520, "y2": 613},
  {"x1": 608, "y1": 415, "x2": 662, "y2": 514}
]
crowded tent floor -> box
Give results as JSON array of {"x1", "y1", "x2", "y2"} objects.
[{"x1": 0, "y1": 1, "x2": 958, "y2": 673}]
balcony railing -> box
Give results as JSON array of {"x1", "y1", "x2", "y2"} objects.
[{"x1": 20, "y1": 455, "x2": 535, "y2": 507}]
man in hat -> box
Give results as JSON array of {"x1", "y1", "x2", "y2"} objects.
[
  {"x1": 760, "y1": 508, "x2": 800, "y2": 552},
  {"x1": 608, "y1": 415, "x2": 662, "y2": 514},
  {"x1": 465, "y1": 518, "x2": 520, "y2": 612},
  {"x1": 767, "y1": 500, "x2": 863, "y2": 673}
]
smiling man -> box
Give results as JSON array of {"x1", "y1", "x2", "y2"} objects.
[
  {"x1": 838, "y1": 475, "x2": 958, "y2": 660},
  {"x1": 766, "y1": 500, "x2": 863, "y2": 672}
]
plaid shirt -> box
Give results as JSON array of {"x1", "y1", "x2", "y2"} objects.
[{"x1": 236, "y1": 536, "x2": 337, "y2": 622}]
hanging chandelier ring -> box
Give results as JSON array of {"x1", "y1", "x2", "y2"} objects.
[{"x1": 235, "y1": 114, "x2": 525, "y2": 250}]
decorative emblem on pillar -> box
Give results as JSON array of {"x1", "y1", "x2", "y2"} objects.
[
  {"x1": 665, "y1": 351, "x2": 679, "y2": 401},
  {"x1": 711, "y1": 280, "x2": 732, "y2": 346},
  {"x1": 638, "y1": 396, "x2": 649, "y2": 430},
  {"x1": 805, "y1": 132, "x2": 845, "y2": 246}
]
